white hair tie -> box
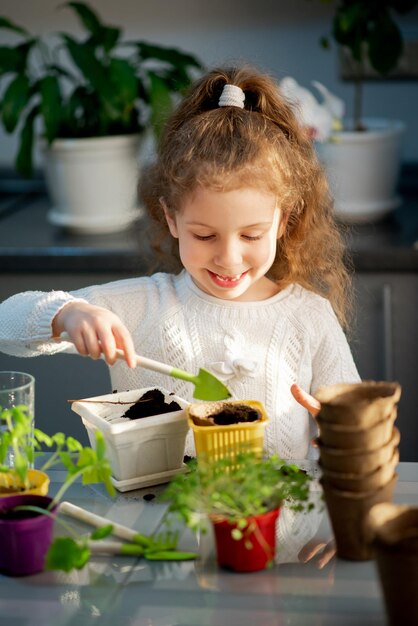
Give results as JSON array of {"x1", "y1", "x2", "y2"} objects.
[{"x1": 218, "y1": 84, "x2": 245, "y2": 109}]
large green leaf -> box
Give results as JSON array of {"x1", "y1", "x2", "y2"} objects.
[
  {"x1": 16, "y1": 105, "x2": 39, "y2": 178},
  {"x1": 67, "y1": 3, "x2": 120, "y2": 52},
  {"x1": 108, "y1": 57, "x2": 138, "y2": 123},
  {"x1": 66, "y1": 2, "x2": 103, "y2": 37},
  {"x1": 60, "y1": 86, "x2": 101, "y2": 136},
  {"x1": 2, "y1": 74, "x2": 30, "y2": 132},
  {"x1": 40, "y1": 75, "x2": 62, "y2": 142},
  {"x1": 148, "y1": 71, "x2": 173, "y2": 137},
  {"x1": 136, "y1": 42, "x2": 202, "y2": 70},
  {"x1": 332, "y1": 4, "x2": 367, "y2": 62},
  {"x1": 368, "y1": 12, "x2": 403, "y2": 74},
  {"x1": 0, "y1": 41, "x2": 33, "y2": 75},
  {"x1": 63, "y1": 35, "x2": 120, "y2": 121},
  {"x1": 62, "y1": 35, "x2": 106, "y2": 88},
  {"x1": 88, "y1": 27, "x2": 121, "y2": 53},
  {"x1": 0, "y1": 17, "x2": 28, "y2": 36}
]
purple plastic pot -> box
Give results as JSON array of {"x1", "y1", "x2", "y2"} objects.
[{"x1": 0, "y1": 494, "x2": 57, "y2": 576}]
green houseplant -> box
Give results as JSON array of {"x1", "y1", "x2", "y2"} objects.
[
  {"x1": 310, "y1": 0, "x2": 418, "y2": 222},
  {"x1": 0, "y1": 2, "x2": 202, "y2": 233},
  {"x1": 317, "y1": 0, "x2": 418, "y2": 130},
  {"x1": 162, "y1": 452, "x2": 314, "y2": 572},
  {"x1": 0, "y1": 404, "x2": 197, "y2": 575}
]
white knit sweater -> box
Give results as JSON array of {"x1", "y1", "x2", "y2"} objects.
[{"x1": 0, "y1": 270, "x2": 360, "y2": 459}]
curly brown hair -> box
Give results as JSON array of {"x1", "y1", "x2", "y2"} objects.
[{"x1": 140, "y1": 65, "x2": 353, "y2": 330}]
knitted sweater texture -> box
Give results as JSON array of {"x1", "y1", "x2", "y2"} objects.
[{"x1": 0, "y1": 271, "x2": 360, "y2": 459}]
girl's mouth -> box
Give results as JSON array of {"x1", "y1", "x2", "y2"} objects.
[{"x1": 208, "y1": 270, "x2": 248, "y2": 288}]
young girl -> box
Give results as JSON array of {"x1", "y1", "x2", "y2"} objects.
[{"x1": 0, "y1": 65, "x2": 359, "y2": 460}]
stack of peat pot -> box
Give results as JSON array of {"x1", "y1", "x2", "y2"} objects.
[{"x1": 315, "y1": 381, "x2": 401, "y2": 560}]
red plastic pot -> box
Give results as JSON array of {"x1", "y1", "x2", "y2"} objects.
[
  {"x1": 212, "y1": 508, "x2": 280, "y2": 572},
  {"x1": 0, "y1": 494, "x2": 57, "y2": 576}
]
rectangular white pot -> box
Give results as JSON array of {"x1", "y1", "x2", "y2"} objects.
[{"x1": 71, "y1": 387, "x2": 190, "y2": 483}]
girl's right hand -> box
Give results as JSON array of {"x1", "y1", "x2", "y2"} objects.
[{"x1": 52, "y1": 302, "x2": 137, "y2": 368}]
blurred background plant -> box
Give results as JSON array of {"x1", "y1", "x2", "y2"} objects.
[
  {"x1": 0, "y1": 1, "x2": 203, "y2": 177},
  {"x1": 314, "y1": 0, "x2": 418, "y2": 129}
]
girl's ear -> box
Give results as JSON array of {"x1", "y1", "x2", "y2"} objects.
[
  {"x1": 163, "y1": 204, "x2": 179, "y2": 239},
  {"x1": 277, "y1": 211, "x2": 289, "y2": 239}
]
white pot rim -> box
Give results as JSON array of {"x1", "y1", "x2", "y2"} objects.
[{"x1": 40, "y1": 133, "x2": 142, "y2": 151}]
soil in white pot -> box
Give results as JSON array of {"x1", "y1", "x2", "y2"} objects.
[{"x1": 120, "y1": 389, "x2": 182, "y2": 420}]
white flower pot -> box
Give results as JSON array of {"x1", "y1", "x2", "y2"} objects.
[
  {"x1": 71, "y1": 387, "x2": 190, "y2": 491},
  {"x1": 42, "y1": 134, "x2": 143, "y2": 234},
  {"x1": 316, "y1": 119, "x2": 405, "y2": 223}
]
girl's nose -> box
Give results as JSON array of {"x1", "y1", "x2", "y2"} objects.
[{"x1": 213, "y1": 238, "x2": 242, "y2": 269}]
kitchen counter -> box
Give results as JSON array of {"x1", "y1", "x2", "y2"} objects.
[{"x1": 0, "y1": 164, "x2": 417, "y2": 273}]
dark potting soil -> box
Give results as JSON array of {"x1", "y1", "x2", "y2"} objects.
[
  {"x1": 211, "y1": 404, "x2": 260, "y2": 426},
  {"x1": 122, "y1": 389, "x2": 181, "y2": 420}
]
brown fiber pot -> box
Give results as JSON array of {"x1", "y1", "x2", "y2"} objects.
[
  {"x1": 319, "y1": 448, "x2": 399, "y2": 493},
  {"x1": 315, "y1": 381, "x2": 401, "y2": 428},
  {"x1": 366, "y1": 503, "x2": 418, "y2": 626},
  {"x1": 316, "y1": 407, "x2": 396, "y2": 450},
  {"x1": 321, "y1": 474, "x2": 398, "y2": 561},
  {"x1": 317, "y1": 427, "x2": 400, "y2": 474}
]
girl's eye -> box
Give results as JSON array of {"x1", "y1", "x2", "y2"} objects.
[
  {"x1": 242, "y1": 234, "x2": 263, "y2": 241},
  {"x1": 193, "y1": 234, "x2": 214, "y2": 241}
]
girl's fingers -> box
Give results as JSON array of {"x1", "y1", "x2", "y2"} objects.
[
  {"x1": 113, "y1": 327, "x2": 137, "y2": 369},
  {"x1": 81, "y1": 327, "x2": 103, "y2": 360},
  {"x1": 291, "y1": 383, "x2": 321, "y2": 417}
]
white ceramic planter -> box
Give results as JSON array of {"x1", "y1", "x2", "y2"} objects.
[
  {"x1": 316, "y1": 119, "x2": 405, "y2": 223},
  {"x1": 42, "y1": 134, "x2": 143, "y2": 234},
  {"x1": 71, "y1": 387, "x2": 190, "y2": 491}
]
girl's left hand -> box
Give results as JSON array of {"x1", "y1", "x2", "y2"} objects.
[
  {"x1": 291, "y1": 383, "x2": 321, "y2": 417},
  {"x1": 298, "y1": 537, "x2": 336, "y2": 569}
]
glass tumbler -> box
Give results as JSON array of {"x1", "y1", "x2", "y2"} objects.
[{"x1": 0, "y1": 371, "x2": 35, "y2": 467}]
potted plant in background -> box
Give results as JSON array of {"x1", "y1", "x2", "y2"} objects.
[
  {"x1": 306, "y1": 0, "x2": 418, "y2": 222},
  {"x1": 0, "y1": 2, "x2": 202, "y2": 234},
  {"x1": 162, "y1": 452, "x2": 314, "y2": 572}
]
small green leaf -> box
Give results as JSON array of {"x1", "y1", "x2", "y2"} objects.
[
  {"x1": 66, "y1": 436, "x2": 82, "y2": 452},
  {"x1": 34, "y1": 429, "x2": 54, "y2": 447},
  {"x1": 45, "y1": 537, "x2": 90, "y2": 572},
  {"x1": 90, "y1": 524, "x2": 113, "y2": 540}
]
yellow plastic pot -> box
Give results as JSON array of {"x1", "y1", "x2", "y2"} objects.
[{"x1": 0, "y1": 469, "x2": 50, "y2": 498}]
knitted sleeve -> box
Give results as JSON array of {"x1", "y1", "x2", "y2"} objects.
[
  {"x1": 309, "y1": 299, "x2": 360, "y2": 394},
  {"x1": 0, "y1": 274, "x2": 175, "y2": 358},
  {"x1": 0, "y1": 290, "x2": 87, "y2": 356}
]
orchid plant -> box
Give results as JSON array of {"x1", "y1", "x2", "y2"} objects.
[{"x1": 280, "y1": 76, "x2": 345, "y2": 142}]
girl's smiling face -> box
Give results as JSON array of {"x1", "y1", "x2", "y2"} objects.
[{"x1": 164, "y1": 187, "x2": 286, "y2": 301}]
